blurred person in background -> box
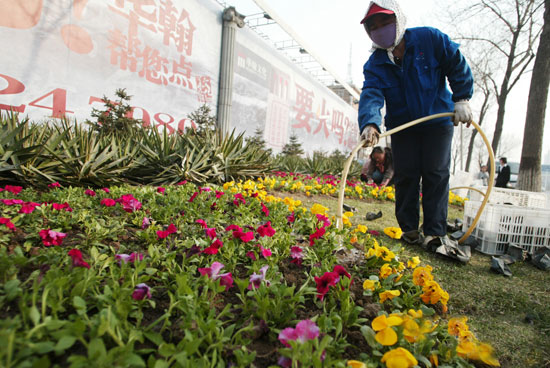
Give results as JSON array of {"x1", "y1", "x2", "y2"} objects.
[{"x1": 360, "y1": 146, "x2": 394, "y2": 187}]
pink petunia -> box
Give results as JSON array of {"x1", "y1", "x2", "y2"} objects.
[
  {"x1": 316, "y1": 214, "x2": 331, "y2": 227},
  {"x1": 39, "y1": 229, "x2": 66, "y2": 246},
  {"x1": 233, "y1": 193, "x2": 246, "y2": 206},
  {"x1": 19, "y1": 202, "x2": 40, "y2": 214},
  {"x1": 115, "y1": 252, "x2": 144, "y2": 264},
  {"x1": 257, "y1": 221, "x2": 276, "y2": 238},
  {"x1": 4, "y1": 185, "x2": 22, "y2": 195},
  {"x1": 68, "y1": 249, "x2": 90, "y2": 269},
  {"x1": 0, "y1": 217, "x2": 16, "y2": 231},
  {"x1": 225, "y1": 224, "x2": 242, "y2": 232},
  {"x1": 333, "y1": 265, "x2": 351, "y2": 280},
  {"x1": 232, "y1": 229, "x2": 255, "y2": 242},
  {"x1": 132, "y1": 283, "x2": 151, "y2": 300},
  {"x1": 48, "y1": 182, "x2": 61, "y2": 188},
  {"x1": 278, "y1": 320, "x2": 320, "y2": 347},
  {"x1": 287, "y1": 212, "x2": 295, "y2": 224},
  {"x1": 118, "y1": 194, "x2": 142, "y2": 212},
  {"x1": 176, "y1": 180, "x2": 188, "y2": 186},
  {"x1": 314, "y1": 271, "x2": 340, "y2": 300},
  {"x1": 203, "y1": 238, "x2": 223, "y2": 254},
  {"x1": 248, "y1": 265, "x2": 270, "y2": 290},
  {"x1": 157, "y1": 187, "x2": 166, "y2": 194},
  {"x1": 85, "y1": 189, "x2": 96, "y2": 197},
  {"x1": 215, "y1": 190, "x2": 225, "y2": 199},
  {"x1": 196, "y1": 219, "x2": 207, "y2": 228},
  {"x1": 198, "y1": 261, "x2": 233, "y2": 290},
  {"x1": 246, "y1": 251, "x2": 257, "y2": 261},
  {"x1": 157, "y1": 223, "x2": 177, "y2": 239},
  {"x1": 100, "y1": 198, "x2": 116, "y2": 207},
  {"x1": 290, "y1": 246, "x2": 303, "y2": 266},
  {"x1": 188, "y1": 192, "x2": 198, "y2": 202},
  {"x1": 142, "y1": 217, "x2": 151, "y2": 229},
  {"x1": 309, "y1": 227, "x2": 326, "y2": 246},
  {"x1": 52, "y1": 202, "x2": 73, "y2": 212},
  {"x1": 1, "y1": 199, "x2": 24, "y2": 206},
  {"x1": 205, "y1": 227, "x2": 217, "y2": 240},
  {"x1": 261, "y1": 202, "x2": 269, "y2": 217},
  {"x1": 101, "y1": 188, "x2": 110, "y2": 193},
  {"x1": 200, "y1": 187, "x2": 212, "y2": 193},
  {"x1": 255, "y1": 244, "x2": 272, "y2": 258}
]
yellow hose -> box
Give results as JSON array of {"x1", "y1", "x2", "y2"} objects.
[{"x1": 337, "y1": 112, "x2": 495, "y2": 245}]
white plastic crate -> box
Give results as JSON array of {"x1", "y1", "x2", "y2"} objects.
[
  {"x1": 468, "y1": 187, "x2": 548, "y2": 209},
  {"x1": 462, "y1": 200, "x2": 550, "y2": 255}
]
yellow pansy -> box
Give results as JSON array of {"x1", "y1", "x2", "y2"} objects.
[
  {"x1": 363, "y1": 279, "x2": 377, "y2": 291},
  {"x1": 372, "y1": 314, "x2": 403, "y2": 346},
  {"x1": 408, "y1": 309, "x2": 423, "y2": 319},
  {"x1": 310, "y1": 203, "x2": 329, "y2": 215},
  {"x1": 412, "y1": 265, "x2": 434, "y2": 286},
  {"x1": 379, "y1": 263, "x2": 394, "y2": 279},
  {"x1": 407, "y1": 256, "x2": 421, "y2": 268},
  {"x1": 346, "y1": 360, "x2": 366, "y2": 368},
  {"x1": 356, "y1": 224, "x2": 368, "y2": 233},
  {"x1": 448, "y1": 316, "x2": 469, "y2": 337},
  {"x1": 477, "y1": 342, "x2": 500, "y2": 366},
  {"x1": 383, "y1": 227, "x2": 402, "y2": 239},
  {"x1": 381, "y1": 347, "x2": 418, "y2": 368},
  {"x1": 379, "y1": 289, "x2": 400, "y2": 303},
  {"x1": 379, "y1": 246, "x2": 396, "y2": 261},
  {"x1": 355, "y1": 186, "x2": 363, "y2": 195}
]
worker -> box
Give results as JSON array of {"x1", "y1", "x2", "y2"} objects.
[
  {"x1": 357, "y1": 0, "x2": 474, "y2": 249},
  {"x1": 495, "y1": 157, "x2": 510, "y2": 188},
  {"x1": 360, "y1": 146, "x2": 394, "y2": 187}
]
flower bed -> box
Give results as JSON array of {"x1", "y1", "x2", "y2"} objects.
[{"x1": 0, "y1": 180, "x2": 495, "y2": 367}]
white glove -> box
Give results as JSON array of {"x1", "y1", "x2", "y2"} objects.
[
  {"x1": 453, "y1": 100, "x2": 473, "y2": 127},
  {"x1": 360, "y1": 125, "x2": 380, "y2": 147}
]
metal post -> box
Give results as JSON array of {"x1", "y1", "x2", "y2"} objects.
[{"x1": 217, "y1": 7, "x2": 245, "y2": 136}]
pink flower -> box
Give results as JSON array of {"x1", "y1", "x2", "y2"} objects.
[
  {"x1": 246, "y1": 251, "x2": 257, "y2": 261},
  {"x1": 368, "y1": 230, "x2": 380, "y2": 236},
  {"x1": 233, "y1": 229, "x2": 255, "y2": 242},
  {"x1": 316, "y1": 214, "x2": 331, "y2": 227},
  {"x1": 176, "y1": 180, "x2": 188, "y2": 185},
  {"x1": 48, "y1": 182, "x2": 61, "y2": 188},
  {"x1": 287, "y1": 212, "x2": 295, "y2": 224},
  {"x1": 290, "y1": 246, "x2": 303, "y2": 265},
  {"x1": 101, "y1": 188, "x2": 110, "y2": 193},
  {"x1": 19, "y1": 202, "x2": 40, "y2": 214},
  {"x1": 248, "y1": 265, "x2": 270, "y2": 290},
  {"x1": 52, "y1": 202, "x2": 73, "y2": 212},
  {"x1": 314, "y1": 271, "x2": 340, "y2": 300},
  {"x1": 261, "y1": 202, "x2": 269, "y2": 217},
  {"x1": 188, "y1": 192, "x2": 198, "y2": 202},
  {"x1": 0, "y1": 217, "x2": 16, "y2": 231},
  {"x1": 157, "y1": 187, "x2": 165, "y2": 194},
  {"x1": 203, "y1": 238, "x2": 223, "y2": 254},
  {"x1": 333, "y1": 265, "x2": 351, "y2": 280},
  {"x1": 257, "y1": 221, "x2": 276, "y2": 237},
  {"x1": 233, "y1": 193, "x2": 246, "y2": 206},
  {"x1": 39, "y1": 229, "x2": 66, "y2": 246},
  {"x1": 225, "y1": 224, "x2": 242, "y2": 232},
  {"x1": 157, "y1": 223, "x2": 177, "y2": 239},
  {"x1": 1, "y1": 199, "x2": 24, "y2": 206},
  {"x1": 198, "y1": 261, "x2": 233, "y2": 290},
  {"x1": 205, "y1": 227, "x2": 217, "y2": 240},
  {"x1": 309, "y1": 227, "x2": 326, "y2": 246},
  {"x1": 278, "y1": 320, "x2": 320, "y2": 347},
  {"x1": 200, "y1": 187, "x2": 211, "y2": 193},
  {"x1": 118, "y1": 194, "x2": 142, "y2": 212},
  {"x1": 85, "y1": 189, "x2": 96, "y2": 197},
  {"x1": 215, "y1": 190, "x2": 225, "y2": 199},
  {"x1": 132, "y1": 283, "x2": 151, "y2": 300},
  {"x1": 115, "y1": 252, "x2": 144, "y2": 264},
  {"x1": 100, "y1": 198, "x2": 116, "y2": 207},
  {"x1": 196, "y1": 219, "x2": 207, "y2": 228},
  {"x1": 210, "y1": 202, "x2": 217, "y2": 211},
  {"x1": 4, "y1": 185, "x2": 22, "y2": 195},
  {"x1": 255, "y1": 244, "x2": 272, "y2": 258},
  {"x1": 68, "y1": 249, "x2": 90, "y2": 269},
  {"x1": 142, "y1": 217, "x2": 151, "y2": 229}
]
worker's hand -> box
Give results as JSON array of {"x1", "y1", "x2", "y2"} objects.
[
  {"x1": 453, "y1": 100, "x2": 473, "y2": 127},
  {"x1": 360, "y1": 125, "x2": 380, "y2": 147}
]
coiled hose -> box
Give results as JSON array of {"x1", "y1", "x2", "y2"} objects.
[{"x1": 337, "y1": 112, "x2": 495, "y2": 245}]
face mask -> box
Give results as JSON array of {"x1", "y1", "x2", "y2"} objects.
[{"x1": 369, "y1": 23, "x2": 396, "y2": 49}]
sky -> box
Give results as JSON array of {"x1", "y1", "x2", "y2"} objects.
[{"x1": 220, "y1": 0, "x2": 550, "y2": 165}]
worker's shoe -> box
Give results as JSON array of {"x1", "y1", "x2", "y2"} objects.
[
  {"x1": 423, "y1": 235, "x2": 471, "y2": 263},
  {"x1": 401, "y1": 230, "x2": 421, "y2": 245}
]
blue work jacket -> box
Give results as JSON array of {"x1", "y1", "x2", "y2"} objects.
[{"x1": 358, "y1": 27, "x2": 474, "y2": 133}]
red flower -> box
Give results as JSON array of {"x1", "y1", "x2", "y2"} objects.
[
  {"x1": 215, "y1": 190, "x2": 225, "y2": 199},
  {"x1": 261, "y1": 202, "x2": 269, "y2": 216},
  {"x1": 233, "y1": 229, "x2": 254, "y2": 242},
  {"x1": 19, "y1": 202, "x2": 40, "y2": 214},
  {"x1": 132, "y1": 283, "x2": 151, "y2": 300},
  {"x1": 39, "y1": 229, "x2": 66, "y2": 246},
  {"x1": 189, "y1": 192, "x2": 198, "y2": 202},
  {"x1": 225, "y1": 224, "x2": 242, "y2": 232},
  {"x1": 68, "y1": 249, "x2": 90, "y2": 269},
  {"x1": 203, "y1": 238, "x2": 223, "y2": 254},
  {"x1": 4, "y1": 185, "x2": 22, "y2": 195},
  {"x1": 196, "y1": 219, "x2": 207, "y2": 228},
  {"x1": 52, "y1": 202, "x2": 73, "y2": 212},
  {"x1": 0, "y1": 217, "x2": 16, "y2": 231},
  {"x1": 157, "y1": 187, "x2": 166, "y2": 194},
  {"x1": 157, "y1": 223, "x2": 177, "y2": 239},
  {"x1": 117, "y1": 194, "x2": 142, "y2": 212},
  {"x1": 48, "y1": 182, "x2": 61, "y2": 188},
  {"x1": 246, "y1": 251, "x2": 257, "y2": 260},
  {"x1": 333, "y1": 265, "x2": 351, "y2": 279},
  {"x1": 233, "y1": 193, "x2": 246, "y2": 206},
  {"x1": 101, "y1": 188, "x2": 110, "y2": 193},
  {"x1": 257, "y1": 221, "x2": 276, "y2": 238},
  {"x1": 314, "y1": 271, "x2": 340, "y2": 300},
  {"x1": 85, "y1": 189, "x2": 96, "y2": 197},
  {"x1": 309, "y1": 227, "x2": 326, "y2": 246},
  {"x1": 287, "y1": 212, "x2": 295, "y2": 224},
  {"x1": 205, "y1": 227, "x2": 217, "y2": 239},
  {"x1": 100, "y1": 198, "x2": 116, "y2": 207},
  {"x1": 1, "y1": 199, "x2": 24, "y2": 206},
  {"x1": 176, "y1": 180, "x2": 188, "y2": 185}
]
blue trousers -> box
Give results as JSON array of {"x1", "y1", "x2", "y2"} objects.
[{"x1": 390, "y1": 124, "x2": 453, "y2": 237}]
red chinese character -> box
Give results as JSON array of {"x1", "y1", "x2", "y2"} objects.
[
  {"x1": 138, "y1": 46, "x2": 169, "y2": 85},
  {"x1": 169, "y1": 55, "x2": 193, "y2": 89},
  {"x1": 108, "y1": 28, "x2": 141, "y2": 72},
  {"x1": 292, "y1": 84, "x2": 314, "y2": 133},
  {"x1": 110, "y1": 0, "x2": 157, "y2": 34},
  {"x1": 313, "y1": 98, "x2": 330, "y2": 138},
  {"x1": 332, "y1": 109, "x2": 344, "y2": 144},
  {"x1": 158, "y1": 2, "x2": 196, "y2": 55},
  {"x1": 196, "y1": 76, "x2": 212, "y2": 103}
]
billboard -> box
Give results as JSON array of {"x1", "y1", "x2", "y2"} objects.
[{"x1": 0, "y1": 0, "x2": 221, "y2": 132}]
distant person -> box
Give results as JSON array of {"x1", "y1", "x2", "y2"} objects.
[
  {"x1": 360, "y1": 146, "x2": 394, "y2": 187},
  {"x1": 477, "y1": 165, "x2": 489, "y2": 186},
  {"x1": 495, "y1": 157, "x2": 510, "y2": 188}
]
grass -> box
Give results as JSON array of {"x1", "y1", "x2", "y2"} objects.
[{"x1": 278, "y1": 191, "x2": 550, "y2": 368}]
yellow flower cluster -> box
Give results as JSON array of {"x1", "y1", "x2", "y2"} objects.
[
  {"x1": 448, "y1": 317, "x2": 500, "y2": 366},
  {"x1": 412, "y1": 265, "x2": 449, "y2": 312},
  {"x1": 449, "y1": 190, "x2": 467, "y2": 206}
]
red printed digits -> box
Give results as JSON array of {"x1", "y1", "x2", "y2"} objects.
[
  {"x1": 29, "y1": 89, "x2": 74, "y2": 118},
  {"x1": 0, "y1": 74, "x2": 26, "y2": 113},
  {"x1": 153, "y1": 113, "x2": 175, "y2": 134}
]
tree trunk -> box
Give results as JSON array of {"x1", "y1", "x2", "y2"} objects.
[{"x1": 517, "y1": 0, "x2": 550, "y2": 191}]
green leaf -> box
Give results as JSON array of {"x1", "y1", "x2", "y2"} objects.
[
  {"x1": 144, "y1": 331, "x2": 164, "y2": 346},
  {"x1": 359, "y1": 325, "x2": 378, "y2": 348},
  {"x1": 420, "y1": 305, "x2": 435, "y2": 316},
  {"x1": 153, "y1": 360, "x2": 170, "y2": 368},
  {"x1": 158, "y1": 343, "x2": 176, "y2": 357},
  {"x1": 29, "y1": 305, "x2": 40, "y2": 325},
  {"x1": 88, "y1": 338, "x2": 107, "y2": 359},
  {"x1": 73, "y1": 296, "x2": 87, "y2": 315},
  {"x1": 32, "y1": 341, "x2": 55, "y2": 354},
  {"x1": 55, "y1": 335, "x2": 77, "y2": 352}
]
